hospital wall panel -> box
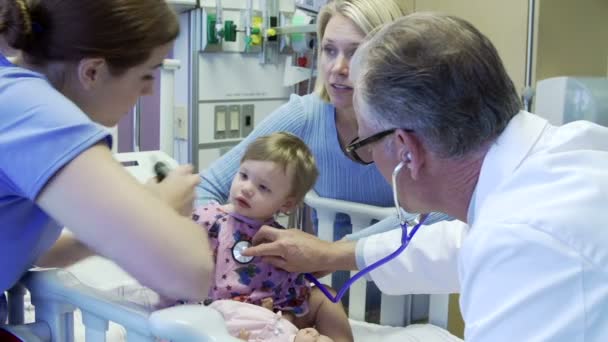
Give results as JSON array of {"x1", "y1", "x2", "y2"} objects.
[
  {"x1": 534, "y1": 0, "x2": 608, "y2": 82},
  {"x1": 414, "y1": 0, "x2": 529, "y2": 95},
  {"x1": 414, "y1": 0, "x2": 608, "y2": 94}
]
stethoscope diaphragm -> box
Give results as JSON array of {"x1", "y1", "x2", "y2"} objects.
[{"x1": 232, "y1": 240, "x2": 254, "y2": 264}]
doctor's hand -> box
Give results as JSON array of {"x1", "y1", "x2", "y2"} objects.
[
  {"x1": 242, "y1": 226, "x2": 358, "y2": 274},
  {"x1": 146, "y1": 164, "x2": 200, "y2": 216}
]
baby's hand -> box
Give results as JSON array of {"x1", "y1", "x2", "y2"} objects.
[
  {"x1": 238, "y1": 329, "x2": 251, "y2": 340},
  {"x1": 295, "y1": 327, "x2": 334, "y2": 342},
  {"x1": 261, "y1": 297, "x2": 274, "y2": 311}
]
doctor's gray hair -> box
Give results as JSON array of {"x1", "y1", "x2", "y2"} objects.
[{"x1": 353, "y1": 12, "x2": 521, "y2": 158}]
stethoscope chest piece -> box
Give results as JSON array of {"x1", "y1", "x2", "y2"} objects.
[{"x1": 232, "y1": 240, "x2": 254, "y2": 264}]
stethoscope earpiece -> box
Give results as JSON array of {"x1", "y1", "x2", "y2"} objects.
[{"x1": 404, "y1": 152, "x2": 412, "y2": 163}]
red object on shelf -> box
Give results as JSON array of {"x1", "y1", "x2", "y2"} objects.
[{"x1": 297, "y1": 56, "x2": 308, "y2": 67}]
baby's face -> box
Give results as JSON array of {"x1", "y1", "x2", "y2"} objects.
[
  {"x1": 295, "y1": 328, "x2": 333, "y2": 342},
  {"x1": 229, "y1": 160, "x2": 296, "y2": 221}
]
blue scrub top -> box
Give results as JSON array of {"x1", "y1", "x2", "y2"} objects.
[{"x1": 0, "y1": 53, "x2": 111, "y2": 291}]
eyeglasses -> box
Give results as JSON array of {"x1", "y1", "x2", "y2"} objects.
[{"x1": 346, "y1": 128, "x2": 414, "y2": 165}]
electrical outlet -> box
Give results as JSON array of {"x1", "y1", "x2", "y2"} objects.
[
  {"x1": 241, "y1": 104, "x2": 255, "y2": 137},
  {"x1": 174, "y1": 105, "x2": 188, "y2": 140}
]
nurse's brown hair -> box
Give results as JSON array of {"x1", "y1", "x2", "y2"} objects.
[{"x1": 0, "y1": 0, "x2": 179, "y2": 75}]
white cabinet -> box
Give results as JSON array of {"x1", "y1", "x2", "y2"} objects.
[{"x1": 167, "y1": 0, "x2": 197, "y2": 13}]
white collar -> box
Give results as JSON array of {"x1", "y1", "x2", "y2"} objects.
[{"x1": 467, "y1": 111, "x2": 549, "y2": 225}]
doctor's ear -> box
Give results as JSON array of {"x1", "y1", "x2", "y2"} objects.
[{"x1": 394, "y1": 129, "x2": 424, "y2": 180}]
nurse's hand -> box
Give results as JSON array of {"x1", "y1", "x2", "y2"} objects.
[
  {"x1": 243, "y1": 226, "x2": 358, "y2": 274},
  {"x1": 146, "y1": 164, "x2": 200, "y2": 216}
]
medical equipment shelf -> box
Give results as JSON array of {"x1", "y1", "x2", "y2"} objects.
[{"x1": 272, "y1": 23, "x2": 317, "y2": 35}]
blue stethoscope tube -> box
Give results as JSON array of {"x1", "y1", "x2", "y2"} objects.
[{"x1": 305, "y1": 160, "x2": 426, "y2": 303}]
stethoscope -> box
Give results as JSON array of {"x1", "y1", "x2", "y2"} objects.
[
  {"x1": 230, "y1": 161, "x2": 426, "y2": 303},
  {"x1": 306, "y1": 160, "x2": 427, "y2": 303},
  {"x1": 233, "y1": 240, "x2": 254, "y2": 264},
  {"x1": 230, "y1": 213, "x2": 275, "y2": 264}
]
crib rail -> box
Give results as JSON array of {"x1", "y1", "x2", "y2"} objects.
[{"x1": 11, "y1": 269, "x2": 240, "y2": 342}]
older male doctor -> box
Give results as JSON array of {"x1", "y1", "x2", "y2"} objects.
[{"x1": 245, "y1": 12, "x2": 608, "y2": 341}]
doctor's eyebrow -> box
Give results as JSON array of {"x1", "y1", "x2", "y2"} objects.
[{"x1": 150, "y1": 63, "x2": 163, "y2": 69}]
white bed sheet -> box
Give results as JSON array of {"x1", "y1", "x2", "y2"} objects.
[{"x1": 23, "y1": 256, "x2": 463, "y2": 342}]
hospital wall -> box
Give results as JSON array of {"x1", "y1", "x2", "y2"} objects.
[
  {"x1": 415, "y1": 0, "x2": 608, "y2": 93},
  {"x1": 534, "y1": 0, "x2": 608, "y2": 82},
  {"x1": 415, "y1": 0, "x2": 529, "y2": 95},
  {"x1": 414, "y1": 0, "x2": 608, "y2": 337}
]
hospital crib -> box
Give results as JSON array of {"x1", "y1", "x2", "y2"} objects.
[
  {"x1": 2, "y1": 152, "x2": 456, "y2": 341},
  {"x1": 4, "y1": 194, "x2": 454, "y2": 341}
]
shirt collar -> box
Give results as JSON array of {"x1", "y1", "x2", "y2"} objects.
[
  {"x1": 217, "y1": 206, "x2": 276, "y2": 229},
  {"x1": 0, "y1": 53, "x2": 13, "y2": 67},
  {"x1": 467, "y1": 111, "x2": 549, "y2": 224}
]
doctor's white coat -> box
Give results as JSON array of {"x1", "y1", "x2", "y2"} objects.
[{"x1": 359, "y1": 112, "x2": 608, "y2": 341}]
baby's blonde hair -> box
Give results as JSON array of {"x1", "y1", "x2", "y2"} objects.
[{"x1": 242, "y1": 132, "x2": 318, "y2": 204}]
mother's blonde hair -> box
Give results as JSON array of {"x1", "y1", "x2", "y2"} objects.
[{"x1": 314, "y1": 0, "x2": 411, "y2": 102}]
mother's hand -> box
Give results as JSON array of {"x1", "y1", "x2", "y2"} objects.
[{"x1": 242, "y1": 226, "x2": 357, "y2": 274}]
